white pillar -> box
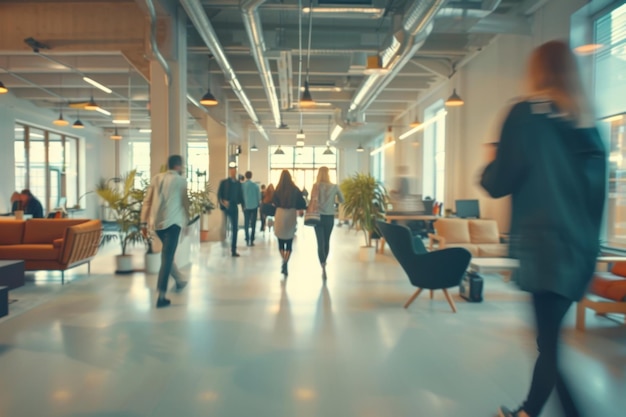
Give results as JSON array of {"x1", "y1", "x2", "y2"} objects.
[{"x1": 205, "y1": 115, "x2": 228, "y2": 241}]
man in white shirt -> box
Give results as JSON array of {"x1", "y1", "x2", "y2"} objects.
[{"x1": 141, "y1": 155, "x2": 189, "y2": 308}]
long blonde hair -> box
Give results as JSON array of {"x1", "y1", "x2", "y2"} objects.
[
  {"x1": 526, "y1": 40, "x2": 593, "y2": 127},
  {"x1": 316, "y1": 166, "x2": 331, "y2": 184}
]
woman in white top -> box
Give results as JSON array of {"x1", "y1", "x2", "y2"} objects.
[{"x1": 312, "y1": 166, "x2": 344, "y2": 278}]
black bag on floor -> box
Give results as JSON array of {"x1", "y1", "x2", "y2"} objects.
[{"x1": 459, "y1": 271, "x2": 483, "y2": 302}]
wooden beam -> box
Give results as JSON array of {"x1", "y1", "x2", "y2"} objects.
[
  {"x1": 122, "y1": 48, "x2": 150, "y2": 82},
  {"x1": 0, "y1": 1, "x2": 147, "y2": 52}
]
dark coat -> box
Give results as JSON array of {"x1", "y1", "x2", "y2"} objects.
[
  {"x1": 24, "y1": 197, "x2": 44, "y2": 218},
  {"x1": 480, "y1": 99, "x2": 606, "y2": 301},
  {"x1": 217, "y1": 177, "x2": 244, "y2": 213}
]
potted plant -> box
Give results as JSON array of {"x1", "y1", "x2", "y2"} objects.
[
  {"x1": 340, "y1": 173, "x2": 388, "y2": 262},
  {"x1": 96, "y1": 170, "x2": 145, "y2": 273},
  {"x1": 188, "y1": 182, "x2": 216, "y2": 242}
]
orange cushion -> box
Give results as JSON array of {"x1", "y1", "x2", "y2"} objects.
[
  {"x1": 469, "y1": 219, "x2": 500, "y2": 244},
  {"x1": 590, "y1": 273, "x2": 626, "y2": 301},
  {"x1": 0, "y1": 221, "x2": 25, "y2": 245},
  {"x1": 0, "y1": 244, "x2": 60, "y2": 261},
  {"x1": 610, "y1": 262, "x2": 626, "y2": 277},
  {"x1": 23, "y1": 219, "x2": 86, "y2": 244},
  {"x1": 53, "y1": 238, "x2": 64, "y2": 249},
  {"x1": 434, "y1": 219, "x2": 470, "y2": 243}
]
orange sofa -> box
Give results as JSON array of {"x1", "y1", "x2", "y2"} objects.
[
  {"x1": 576, "y1": 262, "x2": 626, "y2": 330},
  {"x1": 0, "y1": 219, "x2": 102, "y2": 284}
]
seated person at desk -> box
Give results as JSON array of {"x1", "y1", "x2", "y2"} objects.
[{"x1": 19, "y1": 189, "x2": 44, "y2": 218}]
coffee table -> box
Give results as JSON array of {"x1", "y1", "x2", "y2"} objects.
[
  {"x1": 469, "y1": 258, "x2": 519, "y2": 281},
  {"x1": 0, "y1": 260, "x2": 26, "y2": 289}
]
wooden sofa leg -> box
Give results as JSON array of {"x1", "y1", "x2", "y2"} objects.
[
  {"x1": 88, "y1": 262, "x2": 91, "y2": 275},
  {"x1": 442, "y1": 289, "x2": 457, "y2": 313},
  {"x1": 404, "y1": 288, "x2": 423, "y2": 309},
  {"x1": 576, "y1": 301, "x2": 586, "y2": 331}
]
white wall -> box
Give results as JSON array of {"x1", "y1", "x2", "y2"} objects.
[
  {"x1": 0, "y1": 92, "x2": 111, "y2": 218},
  {"x1": 379, "y1": 0, "x2": 590, "y2": 231}
]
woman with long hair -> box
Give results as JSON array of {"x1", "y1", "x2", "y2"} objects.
[
  {"x1": 481, "y1": 40, "x2": 605, "y2": 417},
  {"x1": 260, "y1": 183, "x2": 275, "y2": 232},
  {"x1": 312, "y1": 166, "x2": 344, "y2": 279},
  {"x1": 273, "y1": 170, "x2": 306, "y2": 277}
]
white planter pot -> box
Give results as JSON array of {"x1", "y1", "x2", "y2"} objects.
[
  {"x1": 145, "y1": 252, "x2": 161, "y2": 274},
  {"x1": 115, "y1": 254, "x2": 134, "y2": 274},
  {"x1": 359, "y1": 246, "x2": 376, "y2": 262}
]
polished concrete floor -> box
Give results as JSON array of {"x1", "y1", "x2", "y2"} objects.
[{"x1": 0, "y1": 222, "x2": 625, "y2": 417}]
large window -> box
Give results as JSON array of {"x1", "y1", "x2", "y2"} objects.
[
  {"x1": 371, "y1": 135, "x2": 385, "y2": 183},
  {"x1": 269, "y1": 146, "x2": 337, "y2": 191},
  {"x1": 187, "y1": 142, "x2": 209, "y2": 192},
  {"x1": 594, "y1": 3, "x2": 626, "y2": 247},
  {"x1": 422, "y1": 102, "x2": 447, "y2": 201},
  {"x1": 128, "y1": 140, "x2": 151, "y2": 187},
  {"x1": 14, "y1": 124, "x2": 81, "y2": 213}
]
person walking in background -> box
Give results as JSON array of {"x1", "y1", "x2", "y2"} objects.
[
  {"x1": 480, "y1": 40, "x2": 606, "y2": 417},
  {"x1": 218, "y1": 166, "x2": 244, "y2": 257},
  {"x1": 141, "y1": 155, "x2": 190, "y2": 308},
  {"x1": 259, "y1": 184, "x2": 266, "y2": 231},
  {"x1": 261, "y1": 183, "x2": 276, "y2": 232},
  {"x1": 242, "y1": 171, "x2": 261, "y2": 246},
  {"x1": 312, "y1": 166, "x2": 344, "y2": 280},
  {"x1": 273, "y1": 170, "x2": 306, "y2": 278},
  {"x1": 19, "y1": 189, "x2": 44, "y2": 218}
]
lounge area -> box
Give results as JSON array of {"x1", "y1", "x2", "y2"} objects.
[{"x1": 0, "y1": 0, "x2": 625, "y2": 416}]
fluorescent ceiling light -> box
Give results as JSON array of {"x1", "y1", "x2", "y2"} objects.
[
  {"x1": 14, "y1": 127, "x2": 24, "y2": 132},
  {"x1": 330, "y1": 125, "x2": 343, "y2": 141},
  {"x1": 83, "y1": 76, "x2": 112, "y2": 94},
  {"x1": 139, "y1": 128, "x2": 152, "y2": 133},
  {"x1": 30, "y1": 133, "x2": 44, "y2": 139},
  {"x1": 399, "y1": 110, "x2": 447, "y2": 140},
  {"x1": 95, "y1": 107, "x2": 111, "y2": 116},
  {"x1": 300, "y1": 86, "x2": 342, "y2": 92},
  {"x1": 296, "y1": 138, "x2": 305, "y2": 147},
  {"x1": 574, "y1": 44, "x2": 603, "y2": 55},
  {"x1": 302, "y1": 7, "x2": 384, "y2": 17},
  {"x1": 370, "y1": 140, "x2": 395, "y2": 155},
  {"x1": 112, "y1": 119, "x2": 131, "y2": 125},
  {"x1": 603, "y1": 114, "x2": 623, "y2": 123}
]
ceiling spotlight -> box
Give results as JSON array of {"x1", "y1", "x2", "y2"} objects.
[
  {"x1": 274, "y1": 145, "x2": 285, "y2": 155},
  {"x1": 110, "y1": 127, "x2": 122, "y2": 140},
  {"x1": 299, "y1": 81, "x2": 315, "y2": 108},
  {"x1": 85, "y1": 96, "x2": 99, "y2": 111},
  {"x1": 445, "y1": 89, "x2": 464, "y2": 107},
  {"x1": 0, "y1": 81, "x2": 8, "y2": 94}
]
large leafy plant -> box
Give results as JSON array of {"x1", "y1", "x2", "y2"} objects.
[
  {"x1": 340, "y1": 173, "x2": 388, "y2": 247},
  {"x1": 188, "y1": 181, "x2": 216, "y2": 218},
  {"x1": 96, "y1": 170, "x2": 145, "y2": 256}
]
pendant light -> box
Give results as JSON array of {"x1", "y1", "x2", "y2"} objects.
[
  {"x1": 85, "y1": 95, "x2": 99, "y2": 111},
  {"x1": 251, "y1": 143, "x2": 258, "y2": 152},
  {"x1": 274, "y1": 145, "x2": 285, "y2": 155},
  {"x1": 410, "y1": 118, "x2": 422, "y2": 128},
  {"x1": 323, "y1": 144, "x2": 334, "y2": 155},
  {"x1": 299, "y1": 1, "x2": 316, "y2": 108},
  {"x1": 53, "y1": 105, "x2": 69, "y2": 126},
  {"x1": 72, "y1": 111, "x2": 84, "y2": 129},
  {"x1": 357, "y1": 144, "x2": 364, "y2": 152},
  {"x1": 445, "y1": 88, "x2": 464, "y2": 107},
  {"x1": 0, "y1": 81, "x2": 7, "y2": 94},
  {"x1": 110, "y1": 127, "x2": 122, "y2": 140},
  {"x1": 200, "y1": 55, "x2": 218, "y2": 106}
]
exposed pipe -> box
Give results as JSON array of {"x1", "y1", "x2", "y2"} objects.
[
  {"x1": 180, "y1": 0, "x2": 269, "y2": 140},
  {"x1": 241, "y1": 0, "x2": 282, "y2": 128},
  {"x1": 144, "y1": 0, "x2": 171, "y2": 87},
  {"x1": 344, "y1": 0, "x2": 447, "y2": 127}
]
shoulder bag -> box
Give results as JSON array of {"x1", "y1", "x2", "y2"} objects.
[{"x1": 304, "y1": 184, "x2": 321, "y2": 226}]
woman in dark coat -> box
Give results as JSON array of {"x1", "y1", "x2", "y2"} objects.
[{"x1": 481, "y1": 41, "x2": 606, "y2": 417}]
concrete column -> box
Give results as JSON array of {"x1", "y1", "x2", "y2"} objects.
[
  {"x1": 205, "y1": 115, "x2": 228, "y2": 241},
  {"x1": 148, "y1": 11, "x2": 187, "y2": 176}
]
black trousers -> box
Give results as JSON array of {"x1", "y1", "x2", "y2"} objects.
[
  {"x1": 522, "y1": 291, "x2": 581, "y2": 417},
  {"x1": 314, "y1": 214, "x2": 335, "y2": 264},
  {"x1": 244, "y1": 208, "x2": 258, "y2": 243},
  {"x1": 225, "y1": 209, "x2": 239, "y2": 254},
  {"x1": 155, "y1": 225, "x2": 181, "y2": 293}
]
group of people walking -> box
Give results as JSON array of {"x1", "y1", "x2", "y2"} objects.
[{"x1": 217, "y1": 166, "x2": 344, "y2": 279}]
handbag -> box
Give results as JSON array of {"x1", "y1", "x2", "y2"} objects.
[{"x1": 304, "y1": 184, "x2": 321, "y2": 226}]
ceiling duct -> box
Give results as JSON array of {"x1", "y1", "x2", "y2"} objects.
[
  {"x1": 343, "y1": 0, "x2": 447, "y2": 138},
  {"x1": 435, "y1": 0, "x2": 503, "y2": 32},
  {"x1": 241, "y1": 0, "x2": 282, "y2": 128},
  {"x1": 180, "y1": 0, "x2": 269, "y2": 140}
]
